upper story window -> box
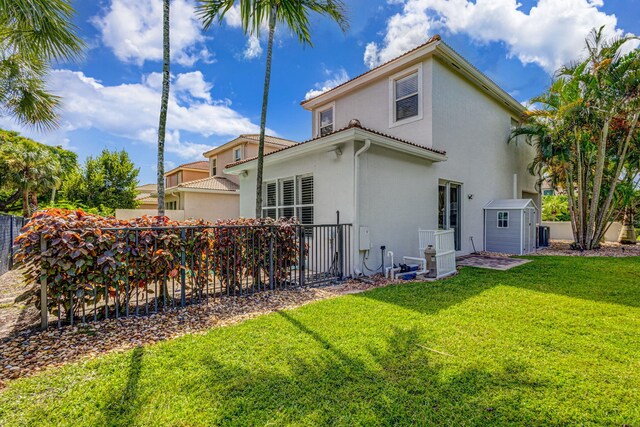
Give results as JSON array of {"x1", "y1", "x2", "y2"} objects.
[
  {"x1": 177, "y1": 171, "x2": 183, "y2": 185},
  {"x1": 389, "y1": 64, "x2": 422, "y2": 127},
  {"x1": 318, "y1": 105, "x2": 334, "y2": 137},
  {"x1": 211, "y1": 157, "x2": 217, "y2": 176},
  {"x1": 233, "y1": 147, "x2": 242, "y2": 162}
]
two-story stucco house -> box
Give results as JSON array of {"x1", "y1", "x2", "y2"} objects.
[
  {"x1": 226, "y1": 35, "x2": 539, "y2": 274},
  {"x1": 163, "y1": 134, "x2": 297, "y2": 222}
]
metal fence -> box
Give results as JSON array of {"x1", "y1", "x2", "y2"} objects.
[
  {"x1": 38, "y1": 223, "x2": 352, "y2": 328},
  {"x1": 0, "y1": 214, "x2": 27, "y2": 276}
]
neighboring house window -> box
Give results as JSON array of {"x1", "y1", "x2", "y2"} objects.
[
  {"x1": 393, "y1": 71, "x2": 419, "y2": 122},
  {"x1": 497, "y1": 211, "x2": 509, "y2": 228},
  {"x1": 211, "y1": 158, "x2": 217, "y2": 176},
  {"x1": 262, "y1": 175, "x2": 314, "y2": 225},
  {"x1": 510, "y1": 118, "x2": 520, "y2": 130},
  {"x1": 234, "y1": 147, "x2": 242, "y2": 162},
  {"x1": 177, "y1": 171, "x2": 183, "y2": 185},
  {"x1": 542, "y1": 189, "x2": 554, "y2": 196},
  {"x1": 318, "y1": 105, "x2": 334, "y2": 137},
  {"x1": 166, "y1": 201, "x2": 177, "y2": 210}
]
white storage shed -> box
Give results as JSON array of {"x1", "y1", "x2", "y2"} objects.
[{"x1": 484, "y1": 199, "x2": 538, "y2": 255}]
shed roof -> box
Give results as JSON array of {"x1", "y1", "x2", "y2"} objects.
[{"x1": 484, "y1": 199, "x2": 537, "y2": 210}]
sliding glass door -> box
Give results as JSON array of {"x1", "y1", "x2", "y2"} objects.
[{"x1": 438, "y1": 182, "x2": 462, "y2": 251}]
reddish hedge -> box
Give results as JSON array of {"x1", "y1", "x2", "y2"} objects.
[{"x1": 14, "y1": 209, "x2": 301, "y2": 321}]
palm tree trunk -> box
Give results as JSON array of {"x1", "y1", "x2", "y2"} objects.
[
  {"x1": 255, "y1": 7, "x2": 277, "y2": 218},
  {"x1": 157, "y1": 0, "x2": 170, "y2": 217},
  {"x1": 592, "y1": 112, "x2": 639, "y2": 245},
  {"x1": 585, "y1": 116, "x2": 611, "y2": 248},
  {"x1": 22, "y1": 189, "x2": 29, "y2": 217}
]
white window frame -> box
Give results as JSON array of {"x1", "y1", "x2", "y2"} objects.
[
  {"x1": 210, "y1": 157, "x2": 217, "y2": 176},
  {"x1": 389, "y1": 63, "x2": 423, "y2": 128},
  {"x1": 233, "y1": 146, "x2": 243, "y2": 162},
  {"x1": 262, "y1": 174, "x2": 314, "y2": 225},
  {"x1": 315, "y1": 102, "x2": 335, "y2": 138},
  {"x1": 497, "y1": 211, "x2": 509, "y2": 228}
]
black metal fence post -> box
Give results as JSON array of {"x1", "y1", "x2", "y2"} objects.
[
  {"x1": 337, "y1": 225, "x2": 344, "y2": 280},
  {"x1": 40, "y1": 235, "x2": 48, "y2": 330},
  {"x1": 180, "y1": 228, "x2": 187, "y2": 307},
  {"x1": 269, "y1": 231, "x2": 274, "y2": 290},
  {"x1": 298, "y1": 226, "x2": 305, "y2": 287}
]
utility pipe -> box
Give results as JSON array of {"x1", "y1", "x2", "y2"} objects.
[{"x1": 353, "y1": 138, "x2": 372, "y2": 276}]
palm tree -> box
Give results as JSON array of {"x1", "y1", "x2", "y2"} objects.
[
  {"x1": 197, "y1": 0, "x2": 348, "y2": 217},
  {"x1": 0, "y1": 0, "x2": 84, "y2": 129},
  {"x1": 157, "y1": 0, "x2": 170, "y2": 217},
  {"x1": 513, "y1": 27, "x2": 640, "y2": 249},
  {"x1": 0, "y1": 141, "x2": 60, "y2": 217}
]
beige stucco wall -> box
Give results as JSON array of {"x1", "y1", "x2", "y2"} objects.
[
  {"x1": 211, "y1": 142, "x2": 287, "y2": 186},
  {"x1": 115, "y1": 209, "x2": 185, "y2": 220},
  {"x1": 182, "y1": 191, "x2": 239, "y2": 222},
  {"x1": 542, "y1": 221, "x2": 623, "y2": 243}
]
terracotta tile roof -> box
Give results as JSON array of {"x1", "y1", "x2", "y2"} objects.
[
  {"x1": 135, "y1": 193, "x2": 157, "y2": 202},
  {"x1": 225, "y1": 121, "x2": 446, "y2": 169},
  {"x1": 301, "y1": 35, "x2": 442, "y2": 106},
  {"x1": 238, "y1": 134, "x2": 298, "y2": 147},
  {"x1": 177, "y1": 160, "x2": 209, "y2": 170},
  {"x1": 136, "y1": 195, "x2": 158, "y2": 204},
  {"x1": 168, "y1": 176, "x2": 239, "y2": 192},
  {"x1": 136, "y1": 183, "x2": 157, "y2": 192}
]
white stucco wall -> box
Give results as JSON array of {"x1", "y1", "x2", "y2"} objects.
[
  {"x1": 430, "y1": 58, "x2": 538, "y2": 254},
  {"x1": 542, "y1": 221, "x2": 623, "y2": 243},
  {"x1": 238, "y1": 147, "x2": 355, "y2": 224},
  {"x1": 313, "y1": 58, "x2": 434, "y2": 148}
]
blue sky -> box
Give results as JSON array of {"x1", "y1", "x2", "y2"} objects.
[{"x1": 2, "y1": 0, "x2": 639, "y2": 184}]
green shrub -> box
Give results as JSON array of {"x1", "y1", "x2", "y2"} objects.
[
  {"x1": 14, "y1": 209, "x2": 300, "y2": 321},
  {"x1": 542, "y1": 195, "x2": 571, "y2": 221}
]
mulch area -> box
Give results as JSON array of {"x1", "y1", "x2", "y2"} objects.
[
  {"x1": 533, "y1": 240, "x2": 640, "y2": 257},
  {"x1": 0, "y1": 274, "x2": 411, "y2": 388}
]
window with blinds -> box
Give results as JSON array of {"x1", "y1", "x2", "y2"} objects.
[
  {"x1": 262, "y1": 175, "x2": 314, "y2": 224},
  {"x1": 394, "y1": 72, "x2": 419, "y2": 121},
  {"x1": 211, "y1": 158, "x2": 217, "y2": 176}
]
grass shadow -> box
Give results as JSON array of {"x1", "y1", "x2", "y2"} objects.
[{"x1": 99, "y1": 346, "x2": 144, "y2": 426}]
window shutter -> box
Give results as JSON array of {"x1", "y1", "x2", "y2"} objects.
[
  {"x1": 298, "y1": 176, "x2": 313, "y2": 205},
  {"x1": 264, "y1": 182, "x2": 276, "y2": 207},
  {"x1": 279, "y1": 178, "x2": 295, "y2": 218}
]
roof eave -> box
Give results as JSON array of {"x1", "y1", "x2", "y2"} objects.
[
  {"x1": 225, "y1": 127, "x2": 446, "y2": 175},
  {"x1": 166, "y1": 187, "x2": 240, "y2": 195},
  {"x1": 301, "y1": 42, "x2": 440, "y2": 110}
]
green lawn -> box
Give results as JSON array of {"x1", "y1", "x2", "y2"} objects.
[{"x1": 1, "y1": 256, "x2": 639, "y2": 426}]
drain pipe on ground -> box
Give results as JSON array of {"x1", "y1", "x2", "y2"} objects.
[{"x1": 353, "y1": 136, "x2": 372, "y2": 277}]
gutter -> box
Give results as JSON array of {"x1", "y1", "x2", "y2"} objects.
[{"x1": 353, "y1": 138, "x2": 372, "y2": 276}]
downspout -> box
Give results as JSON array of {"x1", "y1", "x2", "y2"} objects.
[
  {"x1": 512, "y1": 173, "x2": 518, "y2": 199},
  {"x1": 353, "y1": 138, "x2": 372, "y2": 276}
]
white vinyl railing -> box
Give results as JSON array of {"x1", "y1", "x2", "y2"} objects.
[{"x1": 418, "y1": 229, "x2": 457, "y2": 279}]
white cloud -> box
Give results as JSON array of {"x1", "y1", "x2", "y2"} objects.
[
  {"x1": 244, "y1": 35, "x2": 263, "y2": 59},
  {"x1": 365, "y1": 0, "x2": 634, "y2": 73},
  {"x1": 304, "y1": 68, "x2": 350, "y2": 100},
  {"x1": 2, "y1": 69, "x2": 267, "y2": 160},
  {"x1": 92, "y1": 0, "x2": 211, "y2": 66}
]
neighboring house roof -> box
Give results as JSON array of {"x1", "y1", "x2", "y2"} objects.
[
  {"x1": 166, "y1": 176, "x2": 239, "y2": 193},
  {"x1": 301, "y1": 34, "x2": 525, "y2": 116},
  {"x1": 136, "y1": 195, "x2": 158, "y2": 205},
  {"x1": 202, "y1": 134, "x2": 297, "y2": 158},
  {"x1": 135, "y1": 183, "x2": 157, "y2": 192},
  {"x1": 165, "y1": 160, "x2": 209, "y2": 176},
  {"x1": 484, "y1": 199, "x2": 537, "y2": 210},
  {"x1": 225, "y1": 121, "x2": 447, "y2": 172}
]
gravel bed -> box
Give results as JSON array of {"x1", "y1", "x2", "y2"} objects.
[{"x1": 0, "y1": 276, "x2": 418, "y2": 388}]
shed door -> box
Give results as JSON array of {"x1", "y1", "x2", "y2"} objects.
[{"x1": 522, "y1": 209, "x2": 535, "y2": 254}]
